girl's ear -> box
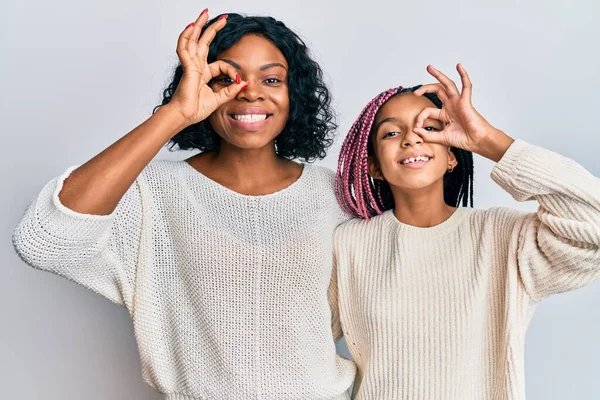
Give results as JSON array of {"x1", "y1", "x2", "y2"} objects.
[
  {"x1": 447, "y1": 147, "x2": 458, "y2": 171},
  {"x1": 368, "y1": 156, "x2": 385, "y2": 180}
]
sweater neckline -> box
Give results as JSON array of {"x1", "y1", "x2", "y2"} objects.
[
  {"x1": 180, "y1": 161, "x2": 310, "y2": 199},
  {"x1": 382, "y1": 207, "x2": 470, "y2": 237}
]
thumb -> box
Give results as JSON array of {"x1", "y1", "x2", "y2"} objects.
[{"x1": 214, "y1": 81, "x2": 248, "y2": 106}]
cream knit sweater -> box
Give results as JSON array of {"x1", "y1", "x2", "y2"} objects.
[
  {"x1": 332, "y1": 140, "x2": 600, "y2": 400},
  {"x1": 13, "y1": 161, "x2": 356, "y2": 400}
]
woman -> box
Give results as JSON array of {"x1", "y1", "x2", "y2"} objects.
[{"x1": 13, "y1": 10, "x2": 355, "y2": 400}]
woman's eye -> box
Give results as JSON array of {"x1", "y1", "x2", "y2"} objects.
[
  {"x1": 424, "y1": 126, "x2": 441, "y2": 132},
  {"x1": 264, "y1": 78, "x2": 282, "y2": 84},
  {"x1": 216, "y1": 76, "x2": 234, "y2": 85},
  {"x1": 383, "y1": 131, "x2": 399, "y2": 138}
]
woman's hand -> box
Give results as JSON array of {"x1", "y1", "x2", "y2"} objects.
[{"x1": 168, "y1": 11, "x2": 248, "y2": 127}]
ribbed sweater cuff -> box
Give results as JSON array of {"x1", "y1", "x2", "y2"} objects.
[{"x1": 491, "y1": 139, "x2": 559, "y2": 202}]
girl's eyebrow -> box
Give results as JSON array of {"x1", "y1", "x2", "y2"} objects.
[{"x1": 374, "y1": 117, "x2": 399, "y2": 131}]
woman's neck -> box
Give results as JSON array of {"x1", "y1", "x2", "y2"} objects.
[
  {"x1": 186, "y1": 141, "x2": 303, "y2": 196},
  {"x1": 390, "y1": 183, "x2": 456, "y2": 228}
]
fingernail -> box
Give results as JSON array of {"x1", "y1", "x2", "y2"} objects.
[
  {"x1": 185, "y1": 22, "x2": 195, "y2": 29},
  {"x1": 218, "y1": 14, "x2": 229, "y2": 21},
  {"x1": 241, "y1": 82, "x2": 249, "y2": 90},
  {"x1": 235, "y1": 74, "x2": 241, "y2": 84},
  {"x1": 200, "y1": 8, "x2": 208, "y2": 16}
]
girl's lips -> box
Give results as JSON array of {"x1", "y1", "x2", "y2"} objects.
[{"x1": 398, "y1": 159, "x2": 431, "y2": 169}]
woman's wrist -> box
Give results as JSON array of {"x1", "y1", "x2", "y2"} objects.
[{"x1": 152, "y1": 104, "x2": 193, "y2": 139}]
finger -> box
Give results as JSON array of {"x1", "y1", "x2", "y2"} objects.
[
  {"x1": 177, "y1": 11, "x2": 210, "y2": 66},
  {"x1": 413, "y1": 83, "x2": 449, "y2": 103},
  {"x1": 176, "y1": 22, "x2": 198, "y2": 66},
  {"x1": 196, "y1": 14, "x2": 229, "y2": 62},
  {"x1": 415, "y1": 106, "x2": 443, "y2": 128},
  {"x1": 187, "y1": 9, "x2": 210, "y2": 58},
  {"x1": 213, "y1": 81, "x2": 248, "y2": 106},
  {"x1": 457, "y1": 63, "x2": 473, "y2": 104},
  {"x1": 413, "y1": 127, "x2": 446, "y2": 145},
  {"x1": 426, "y1": 65, "x2": 460, "y2": 97},
  {"x1": 208, "y1": 60, "x2": 239, "y2": 82}
]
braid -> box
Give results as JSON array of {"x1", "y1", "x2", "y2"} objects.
[
  {"x1": 335, "y1": 85, "x2": 475, "y2": 219},
  {"x1": 336, "y1": 87, "x2": 403, "y2": 219},
  {"x1": 443, "y1": 148, "x2": 474, "y2": 207}
]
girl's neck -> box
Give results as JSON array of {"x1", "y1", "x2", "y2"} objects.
[
  {"x1": 187, "y1": 141, "x2": 303, "y2": 196},
  {"x1": 391, "y1": 184, "x2": 456, "y2": 228}
]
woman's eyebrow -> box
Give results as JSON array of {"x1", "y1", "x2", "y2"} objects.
[
  {"x1": 221, "y1": 59, "x2": 241, "y2": 69},
  {"x1": 261, "y1": 63, "x2": 287, "y2": 71},
  {"x1": 219, "y1": 59, "x2": 287, "y2": 72}
]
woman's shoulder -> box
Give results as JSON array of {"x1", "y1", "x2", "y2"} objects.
[
  {"x1": 132, "y1": 160, "x2": 194, "y2": 200},
  {"x1": 300, "y1": 164, "x2": 338, "y2": 200},
  {"x1": 138, "y1": 159, "x2": 204, "y2": 187},
  {"x1": 302, "y1": 164, "x2": 336, "y2": 188},
  {"x1": 140, "y1": 159, "x2": 186, "y2": 178}
]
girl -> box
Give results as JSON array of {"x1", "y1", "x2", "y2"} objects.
[
  {"x1": 13, "y1": 11, "x2": 355, "y2": 400},
  {"x1": 333, "y1": 65, "x2": 600, "y2": 399}
]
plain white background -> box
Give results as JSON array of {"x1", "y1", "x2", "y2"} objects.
[{"x1": 1, "y1": 0, "x2": 599, "y2": 398}]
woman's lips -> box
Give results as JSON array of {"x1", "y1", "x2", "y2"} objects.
[{"x1": 228, "y1": 113, "x2": 273, "y2": 131}]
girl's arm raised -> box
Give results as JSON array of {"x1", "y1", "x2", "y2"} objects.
[{"x1": 415, "y1": 64, "x2": 600, "y2": 300}]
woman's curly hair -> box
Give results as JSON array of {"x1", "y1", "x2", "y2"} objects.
[{"x1": 155, "y1": 13, "x2": 336, "y2": 162}]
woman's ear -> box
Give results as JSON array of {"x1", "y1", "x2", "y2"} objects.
[{"x1": 368, "y1": 156, "x2": 385, "y2": 180}]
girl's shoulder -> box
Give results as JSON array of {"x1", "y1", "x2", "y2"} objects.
[
  {"x1": 467, "y1": 206, "x2": 532, "y2": 226},
  {"x1": 460, "y1": 207, "x2": 536, "y2": 245},
  {"x1": 334, "y1": 211, "x2": 393, "y2": 244},
  {"x1": 334, "y1": 206, "x2": 533, "y2": 243}
]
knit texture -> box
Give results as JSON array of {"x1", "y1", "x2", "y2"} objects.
[
  {"x1": 13, "y1": 161, "x2": 356, "y2": 400},
  {"x1": 332, "y1": 140, "x2": 600, "y2": 400}
]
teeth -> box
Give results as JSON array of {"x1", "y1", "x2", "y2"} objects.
[
  {"x1": 233, "y1": 114, "x2": 268, "y2": 123},
  {"x1": 402, "y1": 156, "x2": 430, "y2": 164}
]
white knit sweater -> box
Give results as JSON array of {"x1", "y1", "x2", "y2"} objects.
[
  {"x1": 13, "y1": 161, "x2": 356, "y2": 400},
  {"x1": 332, "y1": 140, "x2": 600, "y2": 400}
]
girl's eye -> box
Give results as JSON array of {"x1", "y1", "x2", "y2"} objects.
[
  {"x1": 264, "y1": 78, "x2": 282, "y2": 84},
  {"x1": 383, "y1": 131, "x2": 399, "y2": 139},
  {"x1": 424, "y1": 126, "x2": 441, "y2": 132}
]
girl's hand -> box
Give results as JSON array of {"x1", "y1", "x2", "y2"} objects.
[
  {"x1": 413, "y1": 64, "x2": 513, "y2": 162},
  {"x1": 169, "y1": 11, "x2": 248, "y2": 127}
]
